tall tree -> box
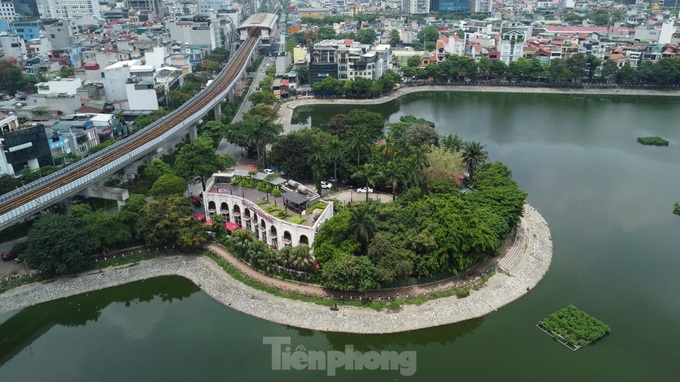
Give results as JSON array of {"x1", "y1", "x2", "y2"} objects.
[
  {"x1": 174, "y1": 135, "x2": 236, "y2": 190},
  {"x1": 461, "y1": 141, "x2": 489, "y2": 180},
  {"x1": 150, "y1": 174, "x2": 188, "y2": 198},
  {"x1": 383, "y1": 160, "x2": 405, "y2": 200},
  {"x1": 356, "y1": 28, "x2": 377, "y2": 44},
  {"x1": 136, "y1": 195, "x2": 205, "y2": 248},
  {"x1": 26, "y1": 214, "x2": 98, "y2": 276},
  {"x1": 348, "y1": 205, "x2": 377, "y2": 254},
  {"x1": 326, "y1": 135, "x2": 345, "y2": 182},
  {"x1": 417, "y1": 25, "x2": 440, "y2": 50},
  {"x1": 308, "y1": 139, "x2": 329, "y2": 193},
  {"x1": 345, "y1": 126, "x2": 372, "y2": 165},
  {"x1": 353, "y1": 163, "x2": 384, "y2": 202},
  {"x1": 144, "y1": 158, "x2": 173, "y2": 183},
  {"x1": 389, "y1": 29, "x2": 401, "y2": 46},
  {"x1": 441, "y1": 133, "x2": 464, "y2": 152},
  {"x1": 225, "y1": 115, "x2": 282, "y2": 167}
]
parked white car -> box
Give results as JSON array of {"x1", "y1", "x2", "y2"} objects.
[
  {"x1": 263, "y1": 169, "x2": 274, "y2": 175},
  {"x1": 321, "y1": 181, "x2": 332, "y2": 189},
  {"x1": 356, "y1": 187, "x2": 373, "y2": 193}
]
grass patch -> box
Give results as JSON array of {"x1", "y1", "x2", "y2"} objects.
[
  {"x1": 637, "y1": 136, "x2": 669, "y2": 146},
  {"x1": 0, "y1": 273, "x2": 47, "y2": 295},
  {"x1": 256, "y1": 200, "x2": 270, "y2": 206}
]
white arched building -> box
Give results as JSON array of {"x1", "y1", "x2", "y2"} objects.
[{"x1": 203, "y1": 171, "x2": 334, "y2": 250}]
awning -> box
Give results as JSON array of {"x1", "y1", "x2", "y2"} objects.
[
  {"x1": 193, "y1": 213, "x2": 206, "y2": 221},
  {"x1": 225, "y1": 221, "x2": 241, "y2": 231}
]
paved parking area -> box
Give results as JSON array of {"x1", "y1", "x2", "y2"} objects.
[{"x1": 323, "y1": 189, "x2": 392, "y2": 204}]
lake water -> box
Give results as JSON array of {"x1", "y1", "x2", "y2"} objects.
[{"x1": 2, "y1": 91, "x2": 680, "y2": 381}]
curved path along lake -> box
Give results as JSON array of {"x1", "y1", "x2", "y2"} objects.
[{"x1": 3, "y1": 91, "x2": 680, "y2": 381}]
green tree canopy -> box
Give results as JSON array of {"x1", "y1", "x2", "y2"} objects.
[
  {"x1": 26, "y1": 214, "x2": 99, "y2": 276},
  {"x1": 151, "y1": 174, "x2": 188, "y2": 198},
  {"x1": 136, "y1": 195, "x2": 205, "y2": 248},
  {"x1": 356, "y1": 28, "x2": 377, "y2": 44},
  {"x1": 174, "y1": 135, "x2": 236, "y2": 189}
]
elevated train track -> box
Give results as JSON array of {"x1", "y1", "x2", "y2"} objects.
[{"x1": 0, "y1": 34, "x2": 260, "y2": 229}]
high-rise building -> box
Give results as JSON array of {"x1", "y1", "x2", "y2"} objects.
[
  {"x1": 436, "y1": 0, "x2": 467, "y2": 13},
  {"x1": 128, "y1": 0, "x2": 164, "y2": 21},
  {"x1": 402, "y1": 0, "x2": 430, "y2": 14},
  {"x1": 13, "y1": 0, "x2": 39, "y2": 18},
  {"x1": 37, "y1": 0, "x2": 100, "y2": 19},
  {"x1": 0, "y1": 0, "x2": 17, "y2": 21}
]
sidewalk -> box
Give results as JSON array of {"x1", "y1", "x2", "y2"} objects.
[{"x1": 205, "y1": 203, "x2": 543, "y2": 300}]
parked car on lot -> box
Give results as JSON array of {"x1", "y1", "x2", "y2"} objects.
[
  {"x1": 356, "y1": 187, "x2": 373, "y2": 193},
  {"x1": 263, "y1": 168, "x2": 274, "y2": 175},
  {"x1": 320, "y1": 181, "x2": 332, "y2": 189}
]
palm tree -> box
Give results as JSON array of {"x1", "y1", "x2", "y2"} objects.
[
  {"x1": 345, "y1": 126, "x2": 372, "y2": 165},
  {"x1": 243, "y1": 115, "x2": 283, "y2": 168},
  {"x1": 276, "y1": 246, "x2": 293, "y2": 268},
  {"x1": 461, "y1": 141, "x2": 489, "y2": 180},
  {"x1": 248, "y1": 240, "x2": 274, "y2": 271},
  {"x1": 326, "y1": 135, "x2": 345, "y2": 183},
  {"x1": 441, "y1": 133, "x2": 464, "y2": 153},
  {"x1": 399, "y1": 146, "x2": 429, "y2": 189},
  {"x1": 290, "y1": 244, "x2": 313, "y2": 271},
  {"x1": 353, "y1": 163, "x2": 384, "y2": 202},
  {"x1": 308, "y1": 140, "x2": 329, "y2": 193},
  {"x1": 348, "y1": 206, "x2": 376, "y2": 255},
  {"x1": 383, "y1": 160, "x2": 405, "y2": 200},
  {"x1": 232, "y1": 230, "x2": 253, "y2": 259}
]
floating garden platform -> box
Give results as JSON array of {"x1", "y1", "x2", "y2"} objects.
[
  {"x1": 637, "y1": 136, "x2": 669, "y2": 146},
  {"x1": 537, "y1": 305, "x2": 610, "y2": 351}
]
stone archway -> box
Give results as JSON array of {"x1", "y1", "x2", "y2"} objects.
[
  {"x1": 283, "y1": 231, "x2": 292, "y2": 247},
  {"x1": 233, "y1": 205, "x2": 242, "y2": 227}
]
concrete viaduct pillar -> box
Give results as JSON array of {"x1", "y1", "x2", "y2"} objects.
[
  {"x1": 213, "y1": 103, "x2": 222, "y2": 120},
  {"x1": 188, "y1": 123, "x2": 198, "y2": 142}
]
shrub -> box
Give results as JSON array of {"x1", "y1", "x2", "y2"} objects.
[
  {"x1": 276, "y1": 211, "x2": 292, "y2": 219},
  {"x1": 290, "y1": 216, "x2": 307, "y2": 224},
  {"x1": 272, "y1": 188, "x2": 282, "y2": 197},
  {"x1": 674, "y1": 202, "x2": 680, "y2": 216}
]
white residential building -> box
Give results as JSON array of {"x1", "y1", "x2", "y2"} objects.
[
  {"x1": 37, "y1": 0, "x2": 100, "y2": 19},
  {"x1": 402, "y1": 0, "x2": 429, "y2": 14},
  {"x1": 144, "y1": 46, "x2": 167, "y2": 69},
  {"x1": 0, "y1": 0, "x2": 17, "y2": 21},
  {"x1": 125, "y1": 78, "x2": 159, "y2": 110},
  {"x1": 498, "y1": 30, "x2": 525, "y2": 65},
  {"x1": 0, "y1": 32, "x2": 27, "y2": 61},
  {"x1": 35, "y1": 78, "x2": 83, "y2": 96},
  {"x1": 101, "y1": 59, "x2": 142, "y2": 103},
  {"x1": 310, "y1": 39, "x2": 393, "y2": 85}
]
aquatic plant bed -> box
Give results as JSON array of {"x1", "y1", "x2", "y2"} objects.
[
  {"x1": 637, "y1": 136, "x2": 669, "y2": 146},
  {"x1": 536, "y1": 305, "x2": 610, "y2": 351}
]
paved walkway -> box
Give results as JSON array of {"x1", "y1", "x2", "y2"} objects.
[{"x1": 0, "y1": 205, "x2": 552, "y2": 333}]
